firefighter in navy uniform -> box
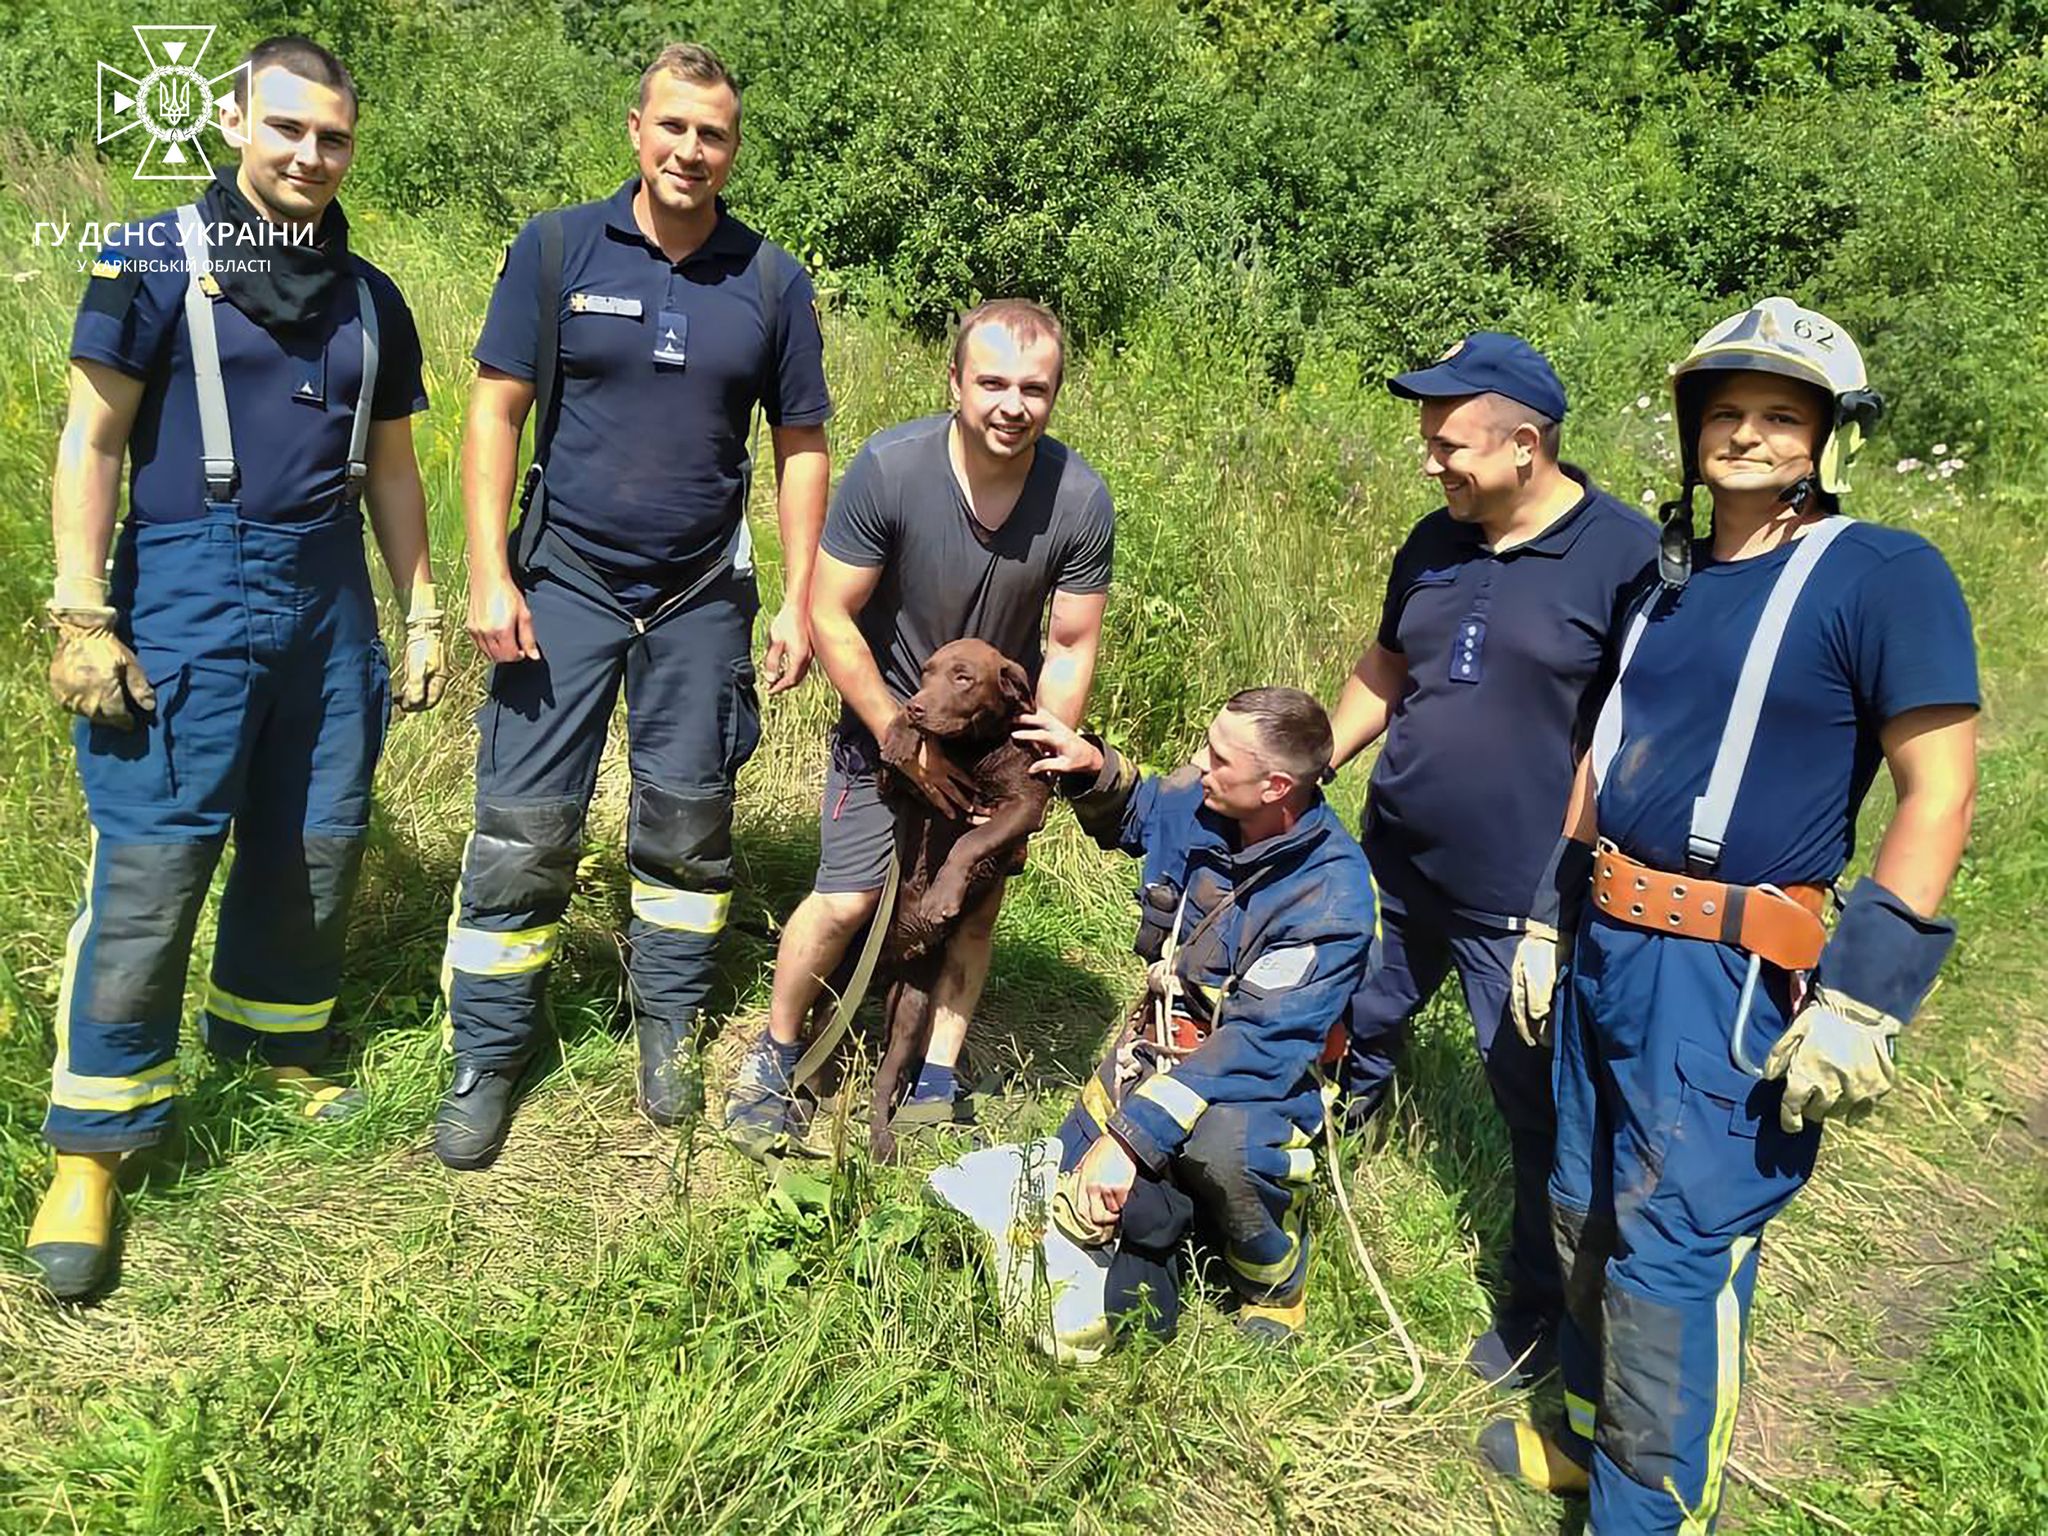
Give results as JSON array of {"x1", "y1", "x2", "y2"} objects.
[
  {"x1": 970, "y1": 688, "x2": 1375, "y2": 1355},
  {"x1": 437, "y1": 42, "x2": 830, "y2": 1167},
  {"x1": 1330, "y1": 332, "x2": 1657, "y2": 1388},
  {"x1": 29, "y1": 37, "x2": 443, "y2": 1299},
  {"x1": 1483, "y1": 299, "x2": 1979, "y2": 1534}
]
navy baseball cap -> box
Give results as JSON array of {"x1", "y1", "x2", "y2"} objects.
[{"x1": 1388, "y1": 332, "x2": 1568, "y2": 422}]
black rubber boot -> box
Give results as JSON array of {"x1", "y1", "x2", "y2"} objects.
[
  {"x1": 1467, "y1": 1319, "x2": 1558, "y2": 1392},
  {"x1": 636, "y1": 1013, "x2": 705, "y2": 1128},
  {"x1": 435, "y1": 1061, "x2": 525, "y2": 1170}
]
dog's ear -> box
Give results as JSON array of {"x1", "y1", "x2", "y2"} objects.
[{"x1": 998, "y1": 659, "x2": 1033, "y2": 713}]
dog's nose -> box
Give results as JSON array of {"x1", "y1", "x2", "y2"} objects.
[{"x1": 905, "y1": 699, "x2": 925, "y2": 723}]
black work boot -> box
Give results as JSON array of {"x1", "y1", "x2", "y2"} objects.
[
  {"x1": 435, "y1": 1060, "x2": 524, "y2": 1170},
  {"x1": 636, "y1": 1013, "x2": 705, "y2": 1128}
]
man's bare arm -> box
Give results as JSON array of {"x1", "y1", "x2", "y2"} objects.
[
  {"x1": 762, "y1": 422, "x2": 830, "y2": 693},
  {"x1": 1329, "y1": 641, "x2": 1407, "y2": 772},
  {"x1": 462, "y1": 367, "x2": 538, "y2": 662},
  {"x1": 52, "y1": 361, "x2": 144, "y2": 597},
  {"x1": 809, "y1": 550, "x2": 892, "y2": 739},
  {"x1": 1036, "y1": 588, "x2": 1108, "y2": 727},
  {"x1": 1870, "y1": 703, "x2": 1978, "y2": 916},
  {"x1": 363, "y1": 415, "x2": 434, "y2": 595}
]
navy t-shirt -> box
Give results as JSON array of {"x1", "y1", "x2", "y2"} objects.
[
  {"x1": 1364, "y1": 470, "x2": 1658, "y2": 921},
  {"x1": 1596, "y1": 521, "x2": 1979, "y2": 889},
  {"x1": 475, "y1": 183, "x2": 832, "y2": 610},
  {"x1": 821, "y1": 413, "x2": 1113, "y2": 731},
  {"x1": 69, "y1": 211, "x2": 427, "y2": 524}
]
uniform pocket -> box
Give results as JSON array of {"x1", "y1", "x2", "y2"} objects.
[
  {"x1": 724, "y1": 658, "x2": 762, "y2": 778},
  {"x1": 79, "y1": 659, "x2": 185, "y2": 808},
  {"x1": 1669, "y1": 1037, "x2": 1819, "y2": 1236},
  {"x1": 366, "y1": 640, "x2": 393, "y2": 766}
]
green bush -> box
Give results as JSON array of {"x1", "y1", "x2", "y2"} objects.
[{"x1": 0, "y1": 0, "x2": 2043, "y2": 465}]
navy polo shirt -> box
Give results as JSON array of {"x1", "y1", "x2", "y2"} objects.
[
  {"x1": 474, "y1": 182, "x2": 832, "y2": 610},
  {"x1": 69, "y1": 212, "x2": 427, "y2": 525},
  {"x1": 1364, "y1": 469, "x2": 1658, "y2": 922},
  {"x1": 1596, "y1": 522, "x2": 1978, "y2": 890}
]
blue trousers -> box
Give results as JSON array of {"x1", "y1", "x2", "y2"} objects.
[
  {"x1": 1344, "y1": 858, "x2": 1562, "y2": 1332},
  {"x1": 1056, "y1": 1027, "x2": 1322, "y2": 1334},
  {"x1": 49, "y1": 506, "x2": 388, "y2": 1152},
  {"x1": 1552, "y1": 914, "x2": 1821, "y2": 1535},
  {"x1": 442, "y1": 536, "x2": 760, "y2": 1067}
]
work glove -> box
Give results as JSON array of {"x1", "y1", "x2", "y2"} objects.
[
  {"x1": 396, "y1": 581, "x2": 447, "y2": 713},
  {"x1": 1764, "y1": 987, "x2": 1901, "y2": 1133},
  {"x1": 46, "y1": 575, "x2": 155, "y2": 730},
  {"x1": 1508, "y1": 920, "x2": 1562, "y2": 1047},
  {"x1": 1507, "y1": 836, "x2": 1593, "y2": 1048}
]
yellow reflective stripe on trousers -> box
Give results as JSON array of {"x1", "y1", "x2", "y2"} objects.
[
  {"x1": 52, "y1": 1059, "x2": 181, "y2": 1112},
  {"x1": 1134, "y1": 1071, "x2": 1207, "y2": 1131},
  {"x1": 1564, "y1": 1389, "x2": 1598, "y2": 1441},
  {"x1": 629, "y1": 880, "x2": 731, "y2": 934},
  {"x1": 1679, "y1": 1232, "x2": 1759, "y2": 1534},
  {"x1": 1225, "y1": 1183, "x2": 1308, "y2": 1286},
  {"x1": 205, "y1": 984, "x2": 335, "y2": 1034},
  {"x1": 444, "y1": 923, "x2": 559, "y2": 977}
]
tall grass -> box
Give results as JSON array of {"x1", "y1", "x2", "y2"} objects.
[{"x1": 0, "y1": 107, "x2": 2043, "y2": 1536}]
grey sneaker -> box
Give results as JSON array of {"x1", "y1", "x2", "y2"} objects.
[{"x1": 721, "y1": 1031, "x2": 800, "y2": 1162}]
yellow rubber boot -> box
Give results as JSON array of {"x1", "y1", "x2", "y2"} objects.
[
  {"x1": 1478, "y1": 1419, "x2": 1591, "y2": 1496},
  {"x1": 256, "y1": 1065, "x2": 364, "y2": 1121},
  {"x1": 25, "y1": 1151, "x2": 121, "y2": 1300}
]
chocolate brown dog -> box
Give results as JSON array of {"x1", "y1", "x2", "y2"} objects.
[{"x1": 863, "y1": 638, "x2": 1050, "y2": 1161}]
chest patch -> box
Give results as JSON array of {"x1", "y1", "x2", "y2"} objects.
[{"x1": 1240, "y1": 944, "x2": 1317, "y2": 990}]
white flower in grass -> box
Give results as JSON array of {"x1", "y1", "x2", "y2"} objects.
[
  {"x1": 1636, "y1": 395, "x2": 1653, "y2": 409},
  {"x1": 1932, "y1": 443, "x2": 1949, "y2": 455},
  {"x1": 1896, "y1": 457, "x2": 1922, "y2": 473},
  {"x1": 1641, "y1": 489, "x2": 1656, "y2": 505}
]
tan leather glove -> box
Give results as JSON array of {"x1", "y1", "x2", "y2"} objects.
[
  {"x1": 1764, "y1": 986, "x2": 1902, "y2": 1133},
  {"x1": 47, "y1": 576, "x2": 155, "y2": 730},
  {"x1": 396, "y1": 581, "x2": 447, "y2": 713},
  {"x1": 1508, "y1": 920, "x2": 1562, "y2": 1047}
]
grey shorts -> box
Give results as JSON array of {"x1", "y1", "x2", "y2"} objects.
[{"x1": 815, "y1": 728, "x2": 894, "y2": 893}]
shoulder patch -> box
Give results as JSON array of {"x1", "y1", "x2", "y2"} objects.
[
  {"x1": 1241, "y1": 944, "x2": 1317, "y2": 990},
  {"x1": 79, "y1": 259, "x2": 145, "y2": 319}
]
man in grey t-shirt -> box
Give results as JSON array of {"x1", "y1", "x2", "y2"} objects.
[{"x1": 722, "y1": 300, "x2": 1114, "y2": 1157}]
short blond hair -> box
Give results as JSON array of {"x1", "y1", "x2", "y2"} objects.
[
  {"x1": 639, "y1": 42, "x2": 741, "y2": 118},
  {"x1": 952, "y1": 299, "x2": 1066, "y2": 386}
]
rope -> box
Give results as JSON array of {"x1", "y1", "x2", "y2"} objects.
[{"x1": 1322, "y1": 1106, "x2": 1425, "y2": 1410}]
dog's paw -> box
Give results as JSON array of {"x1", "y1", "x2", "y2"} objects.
[{"x1": 879, "y1": 717, "x2": 921, "y2": 771}]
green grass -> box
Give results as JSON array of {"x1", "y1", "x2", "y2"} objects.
[{"x1": 0, "y1": 140, "x2": 2044, "y2": 1534}]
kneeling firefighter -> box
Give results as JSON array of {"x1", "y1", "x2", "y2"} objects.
[
  {"x1": 931, "y1": 688, "x2": 1373, "y2": 1358},
  {"x1": 29, "y1": 39, "x2": 445, "y2": 1299},
  {"x1": 1484, "y1": 298, "x2": 1979, "y2": 1532}
]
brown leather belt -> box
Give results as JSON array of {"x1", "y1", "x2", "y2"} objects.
[{"x1": 1591, "y1": 843, "x2": 1830, "y2": 972}]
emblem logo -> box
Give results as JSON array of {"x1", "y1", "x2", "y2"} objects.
[{"x1": 97, "y1": 25, "x2": 249, "y2": 180}]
